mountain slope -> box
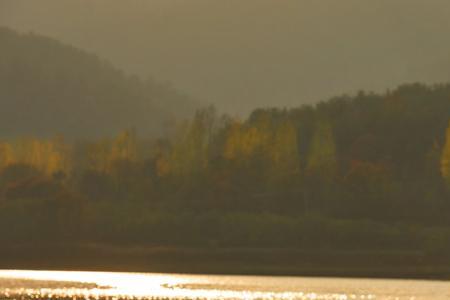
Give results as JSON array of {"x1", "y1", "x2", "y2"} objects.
[{"x1": 0, "y1": 27, "x2": 197, "y2": 138}]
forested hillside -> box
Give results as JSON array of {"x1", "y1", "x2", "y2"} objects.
[
  {"x1": 0, "y1": 27, "x2": 195, "y2": 138},
  {"x1": 0, "y1": 83, "x2": 450, "y2": 254}
]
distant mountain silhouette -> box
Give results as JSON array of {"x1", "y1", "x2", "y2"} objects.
[{"x1": 0, "y1": 27, "x2": 197, "y2": 138}]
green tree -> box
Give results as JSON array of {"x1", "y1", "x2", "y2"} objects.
[
  {"x1": 306, "y1": 120, "x2": 337, "y2": 180},
  {"x1": 170, "y1": 106, "x2": 217, "y2": 178}
]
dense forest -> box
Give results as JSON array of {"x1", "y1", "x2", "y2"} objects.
[
  {"x1": 0, "y1": 27, "x2": 195, "y2": 138},
  {"x1": 1, "y1": 80, "x2": 450, "y2": 254}
]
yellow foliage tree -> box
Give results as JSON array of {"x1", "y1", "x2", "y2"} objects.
[
  {"x1": 9, "y1": 137, "x2": 71, "y2": 176},
  {"x1": 46, "y1": 136, "x2": 72, "y2": 175},
  {"x1": 241, "y1": 126, "x2": 269, "y2": 157},
  {"x1": 85, "y1": 129, "x2": 138, "y2": 174},
  {"x1": 110, "y1": 129, "x2": 138, "y2": 162},
  {"x1": 223, "y1": 120, "x2": 271, "y2": 162},
  {"x1": 87, "y1": 139, "x2": 112, "y2": 173},
  {"x1": 0, "y1": 142, "x2": 14, "y2": 170},
  {"x1": 223, "y1": 120, "x2": 243, "y2": 160},
  {"x1": 441, "y1": 122, "x2": 450, "y2": 184},
  {"x1": 223, "y1": 114, "x2": 301, "y2": 186},
  {"x1": 269, "y1": 120, "x2": 300, "y2": 181},
  {"x1": 170, "y1": 107, "x2": 217, "y2": 178}
]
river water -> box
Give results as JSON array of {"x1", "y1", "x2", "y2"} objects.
[{"x1": 0, "y1": 270, "x2": 448, "y2": 300}]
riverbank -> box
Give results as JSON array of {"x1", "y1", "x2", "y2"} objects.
[{"x1": 1, "y1": 244, "x2": 449, "y2": 280}]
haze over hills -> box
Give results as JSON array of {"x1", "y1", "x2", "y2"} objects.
[
  {"x1": 2, "y1": 0, "x2": 450, "y2": 114},
  {"x1": 0, "y1": 27, "x2": 197, "y2": 138},
  {"x1": 2, "y1": 0, "x2": 450, "y2": 284}
]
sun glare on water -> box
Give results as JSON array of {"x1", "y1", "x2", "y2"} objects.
[
  {"x1": 0, "y1": 269, "x2": 321, "y2": 300},
  {"x1": 0, "y1": 269, "x2": 447, "y2": 300},
  {"x1": 0, "y1": 269, "x2": 383, "y2": 300},
  {"x1": 0, "y1": 270, "x2": 194, "y2": 298}
]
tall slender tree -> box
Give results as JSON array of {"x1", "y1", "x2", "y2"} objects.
[{"x1": 306, "y1": 119, "x2": 337, "y2": 180}]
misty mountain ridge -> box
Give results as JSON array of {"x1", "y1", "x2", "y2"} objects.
[
  {"x1": 1, "y1": 26, "x2": 450, "y2": 141},
  {"x1": 0, "y1": 26, "x2": 198, "y2": 139},
  {"x1": 3, "y1": 0, "x2": 450, "y2": 114}
]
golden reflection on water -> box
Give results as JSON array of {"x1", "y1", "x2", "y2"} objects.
[
  {"x1": 0, "y1": 270, "x2": 186, "y2": 298},
  {"x1": 0, "y1": 270, "x2": 448, "y2": 300}
]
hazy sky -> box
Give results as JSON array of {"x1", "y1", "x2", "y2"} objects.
[{"x1": 2, "y1": 0, "x2": 450, "y2": 114}]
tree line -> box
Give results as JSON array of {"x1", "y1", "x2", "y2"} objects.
[{"x1": 1, "y1": 83, "x2": 450, "y2": 253}]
